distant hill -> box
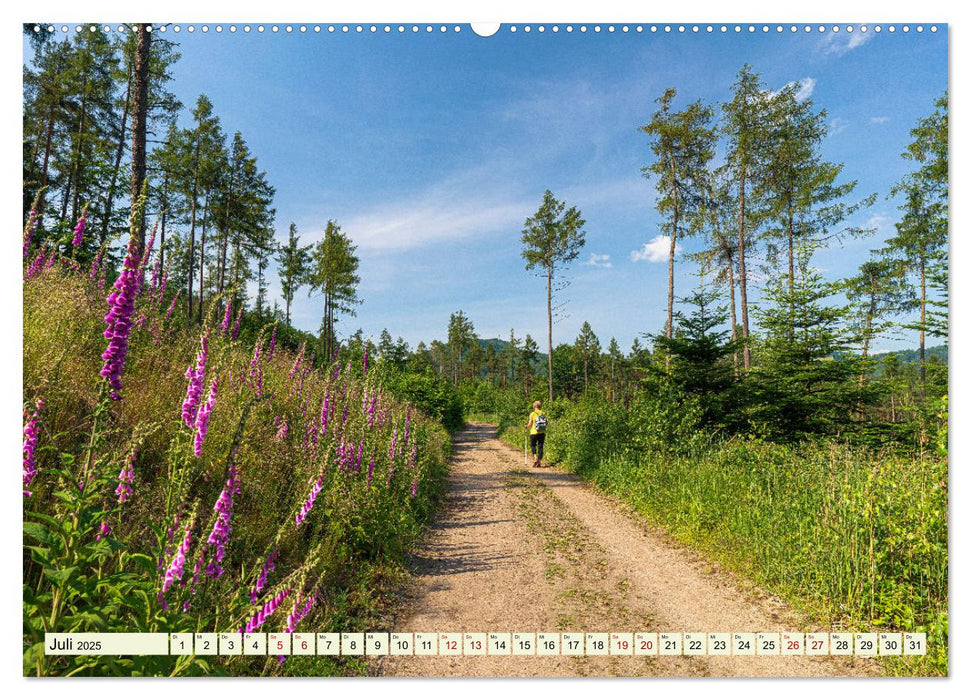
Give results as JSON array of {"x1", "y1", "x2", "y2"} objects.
[
  {"x1": 479, "y1": 337, "x2": 548, "y2": 373},
  {"x1": 873, "y1": 345, "x2": 948, "y2": 365}
]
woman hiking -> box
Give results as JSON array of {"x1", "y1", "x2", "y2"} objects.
[{"x1": 525, "y1": 400, "x2": 548, "y2": 469}]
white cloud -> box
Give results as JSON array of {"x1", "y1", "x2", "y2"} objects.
[
  {"x1": 582, "y1": 253, "x2": 613, "y2": 268},
  {"x1": 819, "y1": 30, "x2": 875, "y2": 57},
  {"x1": 866, "y1": 214, "x2": 891, "y2": 231},
  {"x1": 789, "y1": 77, "x2": 817, "y2": 101},
  {"x1": 829, "y1": 117, "x2": 850, "y2": 135},
  {"x1": 870, "y1": 116, "x2": 890, "y2": 124},
  {"x1": 630, "y1": 235, "x2": 680, "y2": 263}
]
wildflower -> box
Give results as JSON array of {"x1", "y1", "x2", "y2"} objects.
[
  {"x1": 181, "y1": 334, "x2": 209, "y2": 428},
  {"x1": 289, "y1": 342, "x2": 305, "y2": 382},
  {"x1": 155, "y1": 272, "x2": 168, "y2": 307},
  {"x1": 362, "y1": 346, "x2": 369, "y2": 376},
  {"x1": 193, "y1": 377, "x2": 218, "y2": 457},
  {"x1": 204, "y1": 462, "x2": 239, "y2": 577},
  {"x1": 285, "y1": 594, "x2": 316, "y2": 633},
  {"x1": 250, "y1": 549, "x2": 277, "y2": 603},
  {"x1": 220, "y1": 299, "x2": 233, "y2": 334},
  {"x1": 22, "y1": 398, "x2": 43, "y2": 497},
  {"x1": 410, "y1": 441, "x2": 418, "y2": 470},
  {"x1": 367, "y1": 451, "x2": 375, "y2": 489},
  {"x1": 25, "y1": 250, "x2": 45, "y2": 281},
  {"x1": 116, "y1": 447, "x2": 137, "y2": 503},
  {"x1": 248, "y1": 340, "x2": 264, "y2": 397},
  {"x1": 95, "y1": 521, "x2": 111, "y2": 540},
  {"x1": 161, "y1": 521, "x2": 194, "y2": 596},
  {"x1": 164, "y1": 291, "x2": 180, "y2": 326},
  {"x1": 295, "y1": 476, "x2": 324, "y2": 526},
  {"x1": 275, "y1": 418, "x2": 288, "y2": 441},
  {"x1": 388, "y1": 427, "x2": 398, "y2": 463},
  {"x1": 135, "y1": 224, "x2": 157, "y2": 298},
  {"x1": 268, "y1": 323, "x2": 278, "y2": 360},
  {"x1": 71, "y1": 207, "x2": 87, "y2": 247},
  {"x1": 100, "y1": 234, "x2": 142, "y2": 400},
  {"x1": 90, "y1": 247, "x2": 105, "y2": 284},
  {"x1": 23, "y1": 208, "x2": 37, "y2": 258},
  {"x1": 241, "y1": 588, "x2": 290, "y2": 634},
  {"x1": 410, "y1": 476, "x2": 419, "y2": 498},
  {"x1": 231, "y1": 306, "x2": 243, "y2": 340}
]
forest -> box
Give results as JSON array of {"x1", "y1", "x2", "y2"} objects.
[{"x1": 23, "y1": 24, "x2": 947, "y2": 676}]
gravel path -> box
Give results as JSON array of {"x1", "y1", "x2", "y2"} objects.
[{"x1": 377, "y1": 422, "x2": 876, "y2": 678}]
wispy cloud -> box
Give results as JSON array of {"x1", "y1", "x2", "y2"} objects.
[
  {"x1": 772, "y1": 77, "x2": 817, "y2": 102},
  {"x1": 829, "y1": 117, "x2": 850, "y2": 135},
  {"x1": 337, "y1": 168, "x2": 530, "y2": 253},
  {"x1": 630, "y1": 235, "x2": 679, "y2": 263},
  {"x1": 867, "y1": 214, "x2": 891, "y2": 231},
  {"x1": 819, "y1": 30, "x2": 875, "y2": 57},
  {"x1": 870, "y1": 116, "x2": 890, "y2": 124},
  {"x1": 582, "y1": 253, "x2": 613, "y2": 268}
]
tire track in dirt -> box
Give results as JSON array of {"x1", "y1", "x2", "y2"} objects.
[{"x1": 378, "y1": 423, "x2": 876, "y2": 677}]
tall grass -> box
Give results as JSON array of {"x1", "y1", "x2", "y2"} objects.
[
  {"x1": 500, "y1": 391, "x2": 948, "y2": 675},
  {"x1": 23, "y1": 265, "x2": 450, "y2": 676}
]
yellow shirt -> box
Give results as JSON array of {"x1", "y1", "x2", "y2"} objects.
[{"x1": 529, "y1": 410, "x2": 546, "y2": 435}]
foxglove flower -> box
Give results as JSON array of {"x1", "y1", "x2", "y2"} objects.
[
  {"x1": 22, "y1": 398, "x2": 43, "y2": 497},
  {"x1": 231, "y1": 306, "x2": 243, "y2": 340},
  {"x1": 220, "y1": 300, "x2": 233, "y2": 334},
  {"x1": 367, "y1": 451, "x2": 375, "y2": 489},
  {"x1": 362, "y1": 346, "x2": 369, "y2": 376},
  {"x1": 275, "y1": 418, "x2": 288, "y2": 441},
  {"x1": 268, "y1": 323, "x2": 278, "y2": 360},
  {"x1": 410, "y1": 476, "x2": 419, "y2": 498},
  {"x1": 161, "y1": 522, "x2": 194, "y2": 596},
  {"x1": 90, "y1": 247, "x2": 105, "y2": 283},
  {"x1": 241, "y1": 588, "x2": 289, "y2": 634},
  {"x1": 181, "y1": 334, "x2": 208, "y2": 427},
  {"x1": 248, "y1": 341, "x2": 264, "y2": 397},
  {"x1": 295, "y1": 477, "x2": 324, "y2": 526},
  {"x1": 100, "y1": 235, "x2": 142, "y2": 400},
  {"x1": 23, "y1": 209, "x2": 37, "y2": 258},
  {"x1": 204, "y1": 463, "x2": 239, "y2": 577},
  {"x1": 164, "y1": 292, "x2": 180, "y2": 326},
  {"x1": 95, "y1": 520, "x2": 111, "y2": 540},
  {"x1": 250, "y1": 549, "x2": 277, "y2": 603},
  {"x1": 285, "y1": 594, "x2": 316, "y2": 634},
  {"x1": 193, "y1": 377, "x2": 218, "y2": 457},
  {"x1": 25, "y1": 250, "x2": 45, "y2": 281},
  {"x1": 71, "y1": 208, "x2": 87, "y2": 247},
  {"x1": 116, "y1": 447, "x2": 137, "y2": 503}
]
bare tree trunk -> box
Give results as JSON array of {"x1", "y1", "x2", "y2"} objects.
[
  {"x1": 666, "y1": 155, "x2": 679, "y2": 372},
  {"x1": 159, "y1": 171, "x2": 168, "y2": 271},
  {"x1": 130, "y1": 23, "x2": 151, "y2": 247},
  {"x1": 37, "y1": 106, "x2": 56, "y2": 222},
  {"x1": 100, "y1": 66, "x2": 132, "y2": 244},
  {"x1": 919, "y1": 250, "x2": 926, "y2": 399},
  {"x1": 198, "y1": 192, "x2": 209, "y2": 324},
  {"x1": 69, "y1": 76, "x2": 89, "y2": 225},
  {"x1": 187, "y1": 141, "x2": 199, "y2": 319},
  {"x1": 547, "y1": 265, "x2": 554, "y2": 403},
  {"x1": 737, "y1": 169, "x2": 751, "y2": 370}
]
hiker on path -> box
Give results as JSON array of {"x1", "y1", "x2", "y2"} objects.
[{"x1": 525, "y1": 400, "x2": 548, "y2": 468}]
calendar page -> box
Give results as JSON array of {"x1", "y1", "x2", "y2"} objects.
[{"x1": 21, "y1": 5, "x2": 949, "y2": 682}]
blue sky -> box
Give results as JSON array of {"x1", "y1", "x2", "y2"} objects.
[{"x1": 25, "y1": 23, "x2": 949, "y2": 352}]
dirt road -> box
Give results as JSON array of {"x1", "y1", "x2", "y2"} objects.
[{"x1": 377, "y1": 422, "x2": 876, "y2": 677}]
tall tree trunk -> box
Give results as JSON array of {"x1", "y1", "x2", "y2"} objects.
[
  {"x1": 199, "y1": 192, "x2": 209, "y2": 324},
  {"x1": 726, "y1": 245, "x2": 739, "y2": 378},
  {"x1": 787, "y1": 199, "x2": 795, "y2": 341},
  {"x1": 547, "y1": 264, "x2": 554, "y2": 404},
  {"x1": 130, "y1": 23, "x2": 151, "y2": 247},
  {"x1": 666, "y1": 155, "x2": 679, "y2": 372},
  {"x1": 69, "y1": 76, "x2": 89, "y2": 225},
  {"x1": 37, "y1": 105, "x2": 56, "y2": 223},
  {"x1": 919, "y1": 249, "x2": 926, "y2": 399},
  {"x1": 100, "y1": 67, "x2": 132, "y2": 245},
  {"x1": 737, "y1": 169, "x2": 752, "y2": 370},
  {"x1": 187, "y1": 141, "x2": 200, "y2": 320},
  {"x1": 159, "y1": 171, "x2": 168, "y2": 271}
]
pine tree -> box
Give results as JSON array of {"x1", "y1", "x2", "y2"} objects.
[
  {"x1": 308, "y1": 220, "x2": 361, "y2": 361},
  {"x1": 573, "y1": 321, "x2": 601, "y2": 392},
  {"x1": 640, "y1": 88, "x2": 716, "y2": 365},
  {"x1": 277, "y1": 222, "x2": 312, "y2": 325},
  {"x1": 522, "y1": 190, "x2": 587, "y2": 402}
]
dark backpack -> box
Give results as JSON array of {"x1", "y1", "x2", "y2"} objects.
[{"x1": 534, "y1": 413, "x2": 548, "y2": 432}]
